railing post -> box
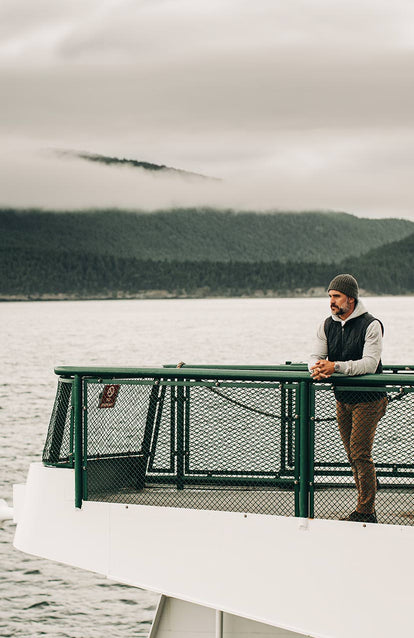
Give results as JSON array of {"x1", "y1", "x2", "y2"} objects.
[
  {"x1": 299, "y1": 381, "x2": 310, "y2": 518},
  {"x1": 294, "y1": 386, "x2": 300, "y2": 517},
  {"x1": 308, "y1": 383, "x2": 315, "y2": 519},
  {"x1": 73, "y1": 374, "x2": 83, "y2": 509},
  {"x1": 176, "y1": 384, "x2": 185, "y2": 490},
  {"x1": 184, "y1": 385, "x2": 190, "y2": 474},
  {"x1": 280, "y1": 383, "x2": 287, "y2": 474},
  {"x1": 287, "y1": 386, "x2": 294, "y2": 467}
]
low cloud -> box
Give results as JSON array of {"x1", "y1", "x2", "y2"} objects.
[
  {"x1": 0, "y1": 137, "x2": 413, "y2": 219},
  {"x1": 0, "y1": 1, "x2": 413, "y2": 219}
]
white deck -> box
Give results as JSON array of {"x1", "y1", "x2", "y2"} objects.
[{"x1": 89, "y1": 483, "x2": 414, "y2": 526}]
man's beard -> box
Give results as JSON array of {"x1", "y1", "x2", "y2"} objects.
[{"x1": 331, "y1": 301, "x2": 351, "y2": 316}]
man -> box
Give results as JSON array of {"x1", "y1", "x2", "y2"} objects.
[{"x1": 309, "y1": 273, "x2": 387, "y2": 524}]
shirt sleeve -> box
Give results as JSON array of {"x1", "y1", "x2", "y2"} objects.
[
  {"x1": 334, "y1": 320, "x2": 383, "y2": 376},
  {"x1": 308, "y1": 320, "x2": 328, "y2": 371}
]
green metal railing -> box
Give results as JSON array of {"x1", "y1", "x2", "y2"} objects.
[{"x1": 42, "y1": 364, "x2": 414, "y2": 525}]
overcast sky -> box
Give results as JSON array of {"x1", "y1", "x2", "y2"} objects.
[{"x1": 1, "y1": 0, "x2": 414, "y2": 219}]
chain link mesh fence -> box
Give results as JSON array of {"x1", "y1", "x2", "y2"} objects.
[
  {"x1": 83, "y1": 378, "x2": 298, "y2": 516},
  {"x1": 43, "y1": 378, "x2": 73, "y2": 466},
  {"x1": 312, "y1": 384, "x2": 414, "y2": 525},
  {"x1": 42, "y1": 372, "x2": 414, "y2": 525}
]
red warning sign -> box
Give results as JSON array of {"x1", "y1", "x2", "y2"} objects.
[{"x1": 98, "y1": 384, "x2": 120, "y2": 409}]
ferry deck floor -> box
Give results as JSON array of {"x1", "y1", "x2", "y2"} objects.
[{"x1": 88, "y1": 485, "x2": 414, "y2": 526}]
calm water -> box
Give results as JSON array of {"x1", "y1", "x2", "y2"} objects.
[{"x1": 1, "y1": 297, "x2": 413, "y2": 637}]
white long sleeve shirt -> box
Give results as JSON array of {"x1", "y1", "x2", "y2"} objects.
[{"x1": 308, "y1": 300, "x2": 383, "y2": 376}]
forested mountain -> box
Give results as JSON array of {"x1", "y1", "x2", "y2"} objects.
[
  {"x1": 346, "y1": 232, "x2": 414, "y2": 294},
  {"x1": 1, "y1": 208, "x2": 413, "y2": 298},
  {"x1": 1, "y1": 208, "x2": 412, "y2": 264}
]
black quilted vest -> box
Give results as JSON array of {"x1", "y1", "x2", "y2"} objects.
[{"x1": 324, "y1": 311, "x2": 385, "y2": 403}]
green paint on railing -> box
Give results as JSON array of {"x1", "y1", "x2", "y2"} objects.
[
  {"x1": 44, "y1": 363, "x2": 414, "y2": 522},
  {"x1": 73, "y1": 375, "x2": 83, "y2": 509},
  {"x1": 299, "y1": 382, "x2": 310, "y2": 518}
]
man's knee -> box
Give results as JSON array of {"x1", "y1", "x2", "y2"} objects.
[{"x1": 350, "y1": 450, "x2": 374, "y2": 467}]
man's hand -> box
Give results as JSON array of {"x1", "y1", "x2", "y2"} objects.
[{"x1": 310, "y1": 359, "x2": 335, "y2": 380}]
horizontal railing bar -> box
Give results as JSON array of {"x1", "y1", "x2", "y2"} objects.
[
  {"x1": 313, "y1": 482, "x2": 414, "y2": 490},
  {"x1": 376, "y1": 464, "x2": 414, "y2": 470},
  {"x1": 86, "y1": 378, "x2": 156, "y2": 386},
  {"x1": 315, "y1": 461, "x2": 414, "y2": 469},
  {"x1": 328, "y1": 385, "x2": 390, "y2": 393},
  {"x1": 316, "y1": 377, "x2": 414, "y2": 387},
  {"x1": 183, "y1": 470, "x2": 287, "y2": 477},
  {"x1": 146, "y1": 476, "x2": 294, "y2": 487},
  {"x1": 164, "y1": 363, "x2": 414, "y2": 373},
  {"x1": 163, "y1": 363, "x2": 308, "y2": 371},
  {"x1": 85, "y1": 452, "x2": 143, "y2": 461},
  {"x1": 80, "y1": 457, "x2": 290, "y2": 478},
  {"x1": 146, "y1": 468, "x2": 174, "y2": 474},
  {"x1": 374, "y1": 483, "x2": 414, "y2": 489},
  {"x1": 330, "y1": 376, "x2": 414, "y2": 385},
  {"x1": 140, "y1": 463, "x2": 414, "y2": 475},
  {"x1": 313, "y1": 469, "x2": 414, "y2": 477},
  {"x1": 85, "y1": 378, "x2": 283, "y2": 390},
  {"x1": 55, "y1": 365, "x2": 414, "y2": 386},
  {"x1": 314, "y1": 463, "x2": 352, "y2": 468},
  {"x1": 55, "y1": 366, "x2": 310, "y2": 382}
]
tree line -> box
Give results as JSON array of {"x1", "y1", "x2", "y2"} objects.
[
  {"x1": 1, "y1": 233, "x2": 413, "y2": 298},
  {"x1": 1, "y1": 208, "x2": 413, "y2": 265}
]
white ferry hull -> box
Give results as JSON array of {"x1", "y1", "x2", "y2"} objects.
[{"x1": 14, "y1": 463, "x2": 414, "y2": 638}]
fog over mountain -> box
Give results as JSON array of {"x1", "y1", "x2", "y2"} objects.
[{"x1": 1, "y1": 1, "x2": 414, "y2": 219}]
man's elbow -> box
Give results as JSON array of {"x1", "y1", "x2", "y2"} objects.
[{"x1": 364, "y1": 358, "x2": 380, "y2": 375}]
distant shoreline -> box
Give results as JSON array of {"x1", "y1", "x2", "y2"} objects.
[{"x1": 0, "y1": 288, "x2": 407, "y2": 302}]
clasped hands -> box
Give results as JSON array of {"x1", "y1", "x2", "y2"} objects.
[{"x1": 310, "y1": 359, "x2": 335, "y2": 380}]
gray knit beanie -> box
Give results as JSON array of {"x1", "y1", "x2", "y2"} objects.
[{"x1": 327, "y1": 273, "x2": 359, "y2": 300}]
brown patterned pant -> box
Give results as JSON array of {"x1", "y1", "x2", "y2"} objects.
[{"x1": 336, "y1": 397, "x2": 388, "y2": 514}]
